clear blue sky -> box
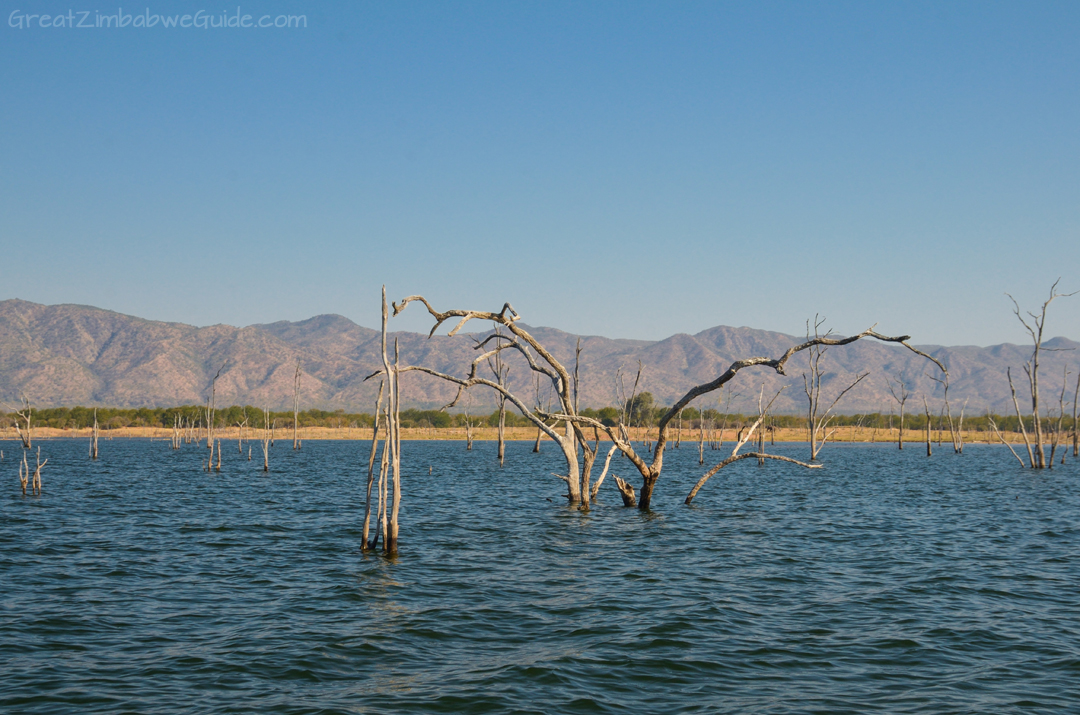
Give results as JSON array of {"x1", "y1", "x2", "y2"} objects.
[{"x1": 2, "y1": 1, "x2": 1077, "y2": 346}]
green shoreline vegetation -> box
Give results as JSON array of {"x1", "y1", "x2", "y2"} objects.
[{"x1": 0, "y1": 397, "x2": 1060, "y2": 435}]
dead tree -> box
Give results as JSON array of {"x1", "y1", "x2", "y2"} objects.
[
  {"x1": 1048, "y1": 367, "x2": 1070, "y2": 467},
  {"x1": 922, "y1": 397, "x2": 933, "y2": 457},
  {"x1": 382, "y1": 296, "x2": 607, "y2": 508},
  {"x1": 1007, "y1": 368, "x2": 1034, "y2": 466},
  {"x1": 698, "y1": 407, "x2": 706, "y2": 465},
  {"x1": 205, "y1": 362, "x2": 225, "y2": 451},
  {"x1": 14, "y1": 396, "x2": 32, "y2": 449},
  {"x1": 532, "y1": 374, "x2": 554, "y2": 453},
  {"x1": 261, "y1": 407, "x2": 271, "y2": 472},
  {"x1": 372, "y1": 288, "x2": 403, "y2": 554},
  {"x1": 361, "y1": 380, "x2": 385, "y2": 550},
  {"x1": 988, "y1": 412, "x2": 1025, "y2": 467},
  {"x1": 236, "y1": 408, "x2": 249, "y2": 454},
  {"x1": 292, "y1": 358, "x2": 303, "y2": 450},
  {"x1": 686, "y1": 386, "x2": 820, "y2": 504},
  {"x1": 29, "y1": 446, "x2": 46, "y2": 495},
  {"x1": 1073, "y1": 370, "x2": 1079, "y2": 458},
  {"x1": 462, "y1": 389, "x2": 476, "y2": 451},
  {"x1": 486, "y1": 328, "x2": 510, "y2": 467},
  {"x1": 91, "y1": 408, "x2": 100, "y2": 459},
  {"x1": 886, "y1": 375, "x2": 909, "y2": 450},
  {"x1": 802, "y1": 317, "x2": 869, "y2": 460},
  {"x1": 928, "y1": 372, "x2": 967, "y2": 454},
  {"x1": 171, "y1": 413, "x2": 181, "y2": 450},
  {"x1": 391, "y1": 295, "x2": 943, "y2": 510},
  {"x1": 18, "y1": 450, "x2": 28, "y2": 495},
  {"x1": 1007, "y1": 280, "x2": 1076, "y2": 468}
]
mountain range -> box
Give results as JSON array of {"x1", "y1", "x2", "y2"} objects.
[{"x1": 1, "y1": 299, "x2": 1075, "y2": 415}]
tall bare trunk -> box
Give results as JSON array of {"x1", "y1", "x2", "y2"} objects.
[
  {"x1": 361, "y1": 380, "x2": 385, "y2": 550},
  {"x1": 293, "y1": 359, "x2": 302, "y2": 450}
]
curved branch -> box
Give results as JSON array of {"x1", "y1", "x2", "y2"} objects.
[
  {"x1": 373, "y1": 365, "x2": 566, "y2": 444},
  {"x1": 685, "y1": 453, "x2": 821, "y2": 504}
]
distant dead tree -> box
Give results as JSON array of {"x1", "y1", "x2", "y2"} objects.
[
  {"x1": 292, "y1": 359, "x2": 303, "y2": 450},
  {"x1": 205, "y1": 362, "x2": 225, "y2": 454},
  {"x1": 486, "y1": 328, "x2": 510, "y2": 466},
  {"x1": 236, "y1": 408, "x2": 249, "y2": 454},
  {"x1": 261, "y1": 407, "x2": 271, "y2": 472},
  {"x1": 922, "y1": 397, "x2": 933, "y2": 457},
  {"x1": 29, "y1": 447, "x2": 46, "y2": 495},
  {"x1": 802, "y1": 317, "x2": 869, "y2": 460},
  {"x1": 1048, "y1": 366, "x2": 1070, "y2": 467},
  {"x1": 1072, "y1": 371, "x2": 1079, "y2": 458},
  {"x1": 90, "y1": 408, "x2": 100, "y2": 459},
  {"x1": 886, "y1": 375, "x2": 910, "y2": 450},
  {"x1": 14, "y1": 396, "x2": 32, "y2": 449},
  {"x1": 1004, "y1": 280, "x2": 1077, "y2": 468},
  {"x1": 18, "y1": 450, "x2": 29, "y2": 495},
  {"x1": 532, "y1": 374, "x2": 554, "y2": 453},
  {"x1": 462, "y1": 389, "x2": 476, "y2": 450},
  {"x1": 987, "y1": 411, "x2": 1025, "y2": 467},
  {"x1": 388, "y1": 294, "x2": 942, "y2": 510},
  {"x1": 928, "y1": 371, "x2": 967, "y2": 454}
]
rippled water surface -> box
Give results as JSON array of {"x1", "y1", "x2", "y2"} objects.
[{"x1": 2, "y1": 438, "x2": 1079, "y2": 713}]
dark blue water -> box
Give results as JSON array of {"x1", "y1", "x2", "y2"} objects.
[{"x1": 2, "y1": 438, "x2": 1078, "y2": 713}]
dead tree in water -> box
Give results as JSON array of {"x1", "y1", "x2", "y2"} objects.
[
  {"x1": 686, "y1": 386, "x2": 820, "y2": 505},
  {"x1": 14, "y1": 397, "x2": 32, "y2": 449},
  {"x1": 361, "y1": 380, "x2": 385, "y2": 550},
  {"x1": 1072, "y1": 371, "x2": 1080, "y2": 458},
  {"x1": 802, "y1": 317, "x2": 869, "y2": 460},
  {"x1": 292, "y1": 359, "x2": 302, "y2": 450},
  {"x1": 928, "y1": 372, "x2": 966, "y2": 454},
  {"x1": 486, "y1": 328, "x2": 510, "y2": 466},
  {"x1": 383, "y1": 296, "x2": 605, "y2": 509},
  {"x1": 532, "y1": 374, "x2": 554, "y2": 453},
  {"x1": 18, "y1": 450, "x2": 29, "y2": 495},
  {"x1": 1048, "y1": 367, "x2": 1070, "y2": 467},
  {"x1": 1007, "y1": 280, "x2": 1076, "y2": 468},
  {"x1": 988, "y1": 413, "x2": 1025, "y2": 467},
  {"x1": 171, "y1": 413, "x2": 181, "y2": 450},
  {"x1": 205, "y1": 362, "x2": 225, "y2": 451},
  {"x1": 91, "y1": 408, "x2": 100, "y2": 459},
  {"x1": 698, "y1": 408, "x2": 707, "y2": 465},
  {"x1": 886, "y1": 376, "x2": 909, "y2": 450},
  {"x1": 30, "y1": 447, "x2": 46, "y2": 495},
  {"x1": 462, "y1": 389, "x2": 476, "y2": 451},
  {"x1": 389, "y1": 294, "x2": 942, "y2": 510},
  {"x1": 365, "y1": 288, "x2": 403, "y2": 554},
  {"x1": 261, "y1": 407, "x2": 271, "y2": 472},
  {"x1": 922, "y1": 397, "x2": 933, "y2": 457},
  {"x1": 14, "y1": 447, "x2": 48, "y2": 495},
  {"x1": 236, "y1": 409, "x2": 249, "y2": 454}
]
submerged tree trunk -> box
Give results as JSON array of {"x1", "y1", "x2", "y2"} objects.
[
  {"x1": 923, "y1": 398, "x2": 932, "y2": 457},
  {"x1": 293, "y1": 358, "x2": 303, "y2": 450},
  {"x1": 90, "y1": 408, "x2": 99, "y2": 459},
  {"x1": 361, "y1": 380, "x2": 385, "y2": 551}
]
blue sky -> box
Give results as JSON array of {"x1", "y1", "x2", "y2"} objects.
[{"x1": 2, "y1": 1, "x2": 1077, "y2": 346}]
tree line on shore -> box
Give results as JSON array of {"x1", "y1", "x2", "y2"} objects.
[{"x1": 0, "y1": 402, "x2": 1070, "y2": 436}]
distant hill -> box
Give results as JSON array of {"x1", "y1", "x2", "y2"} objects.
[{"x1": 0, "y1": 299, "x2": 1075, "y2": 414}]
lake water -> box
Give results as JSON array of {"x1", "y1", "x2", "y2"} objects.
[{"x1": 2, "y1": 438, "x2": 1078, "y2": 713}]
